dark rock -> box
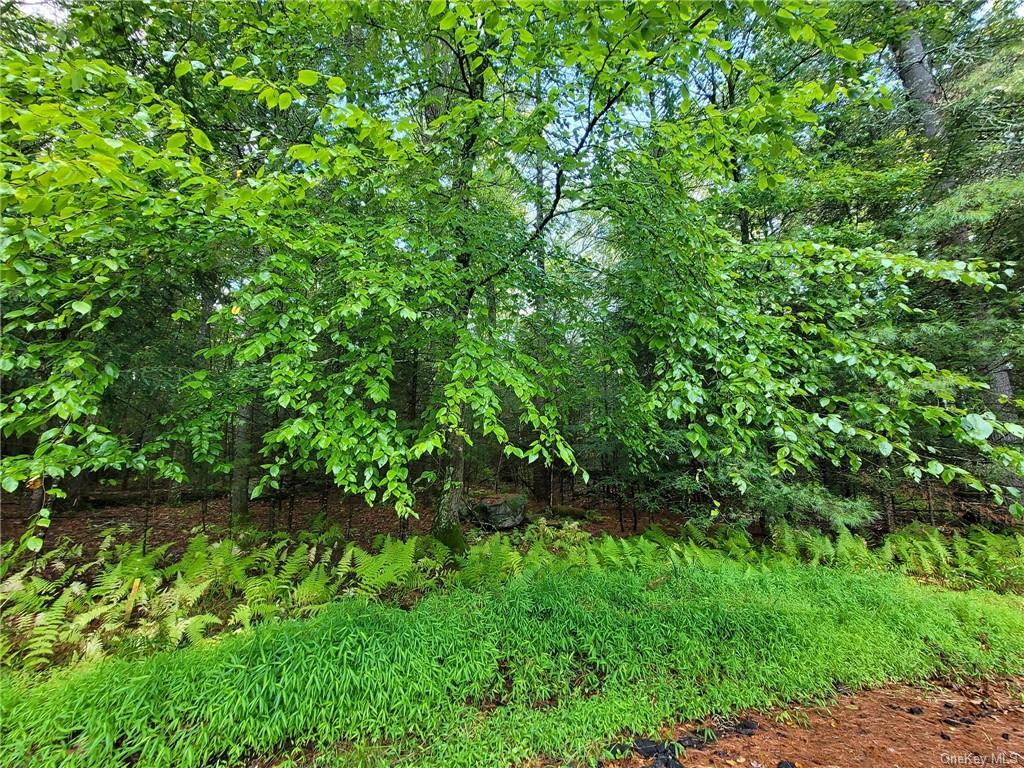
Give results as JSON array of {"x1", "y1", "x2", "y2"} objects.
[
  {"x1": 1002, "y1": 732, "x2": 1010, "y2": 740},
  {"x1": 940, "y1": 732, "x2": 952, "y2": 741},
  {"x1": 470, "y1": 494, "x2": 527, "y2": 530},
  {"x1": 908, "y1": 706, "x2": 924, "y2": 715},
  {"x1": 778, "y1": 762, "x2": 797, "y2": 768},
  {"x1": 677, "y1": 732, "x2": 708, "y2": 748},
  {"x1": 942, "y1": 715, "x2": 975, "y2": 727},
  {"x1": 736, "y1": 717, "x2": 758, "y2": 735},
  {"x1": 632, "y1": 739, "x2": 662, "y2": 758},
  {"x1": 944, "y1": 701, "x2": 956, "y2": 709},
  {"x1": 652, "y1": 754, "x2": 683, "y2": 768},
  {"x1": 624, "y1": 739, "x2": 685, "y2": 767}
]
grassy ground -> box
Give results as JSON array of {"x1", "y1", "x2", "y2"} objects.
[{"x1": 3, "y1": 558, "x2": 1023, "y2": 768}]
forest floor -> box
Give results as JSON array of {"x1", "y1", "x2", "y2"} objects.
[
  {"x1": 0, "y1": 490, "x2": 671, "y2": 557},
  {"x1": 4, "y1": 493, "x2": 1024, "y2": 768},
  {"x1": 597, "y1": 677, "x2": 1024, "y2": 768},
  {"x1": 4, "y1": 478, "x2": 1017, "y2": 560}
]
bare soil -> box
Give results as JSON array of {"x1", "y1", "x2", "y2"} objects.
[{"x1": 604, "y1": 678, "x2": 1024, "y2": 768}]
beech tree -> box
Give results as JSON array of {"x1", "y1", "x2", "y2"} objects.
[{"x1": 2, "y1": 0, "x2": 1021, "y2": 553}]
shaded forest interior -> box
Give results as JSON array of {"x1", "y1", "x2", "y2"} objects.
[{"x1": 2, "y1": 3, "x2": 1024, "y2": 768}]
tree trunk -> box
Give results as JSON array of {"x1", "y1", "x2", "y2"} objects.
[
  {"x1": 532, "y1": 461, "x2": 551, "y2": 506},
  {"x1": 432, "y1": 430, "x2": 468, "y2": 552},
  {"x1": 29, "y1": 483, "x2": 46, "y2": 519},
  {"x1": 287, "y1": 467, "x2": 296, "y2": 533},
  {"x1": 890, "y1": 1, "x2": 942, "y2": 140},
  {"x1": 989, "y1": 359, "x2": 1014, "y2": 401},
  {"x1": 201, "y1": 481, "x2": 208, "y2": 533},
  {"x1": 429, "y1": 34, "x2": 487, "y2": 551},
  {"x1": 988, "y1": 358, "x2": 1018, "y2": 441},
  {"x1": 890, "y1": 4, "x2": 1019, "y2": 441},
  {"x1": 230, "y1": 405, "x2": 252, "y2": 525}
]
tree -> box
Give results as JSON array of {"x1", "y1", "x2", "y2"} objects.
[{"x1": 2, "y1": 0, "x2": 1021, "y2": 549}]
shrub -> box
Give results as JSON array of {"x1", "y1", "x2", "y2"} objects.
[{"x1": 743, "y1": 476, "x2": 879, "y2": 530}]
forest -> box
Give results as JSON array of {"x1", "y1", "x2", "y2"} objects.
[{"x1": 0, "y1": 0, "x2": 1023, "y2": 766}]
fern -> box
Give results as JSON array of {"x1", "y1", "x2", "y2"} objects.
[
  {"x1": 5, "y1": 518, "x2": 1022, "y2": 676},
  {"x1": 292, "y1": 565, "x2": 331, "y2": 610},
  {"x1": 22, "y1": 589, "x2": 75, "y2": 670},
  {"x1": 835, "y1": 527, "x2": 876, "y2": 571}
]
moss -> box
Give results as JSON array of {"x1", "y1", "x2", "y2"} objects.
[
  {"x1": 544, "y1": 505, "x2": 598, "y2": 521},
  {"x1": 431, "y1": 519, "x2": 467, "y2": 555}
]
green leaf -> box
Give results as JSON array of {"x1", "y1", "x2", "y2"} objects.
[
  {"x1": 191, "y1": 127, "x2": 214, "y2": 151},
  {"x1": 220, "y1": 74, "x2": 257, "y2": 91},
  {"x1": 1003, "y1": 422, "x2": 1024, "y2": 439},
  {"x1": 174, "y1": 60, "x2": 192, "y2": 78},
  {"x1": 1, "y1": 476, "x2": 18, "y2": 493},
  {"x1": 297, "y1": 69, "x2": 320, "y2": 86},
  {"x1": 327, "y1": 76, "x2": 346, "y2": 94},
  {"x1": 960, "y1": 413, "x2": 993, "y2": 441},
  {"x1": 71, "y1": 300, "x2": 92, "y2": 314},
  {"x1": 25, "y1": 535, "x2": 43, "y2": 553},
  {"x1": 876, "y1": 439, "x2": 893, "y2": 458},
  {"x1": 167, "y1": 132, "x2": 187, "y2": 151},
  {"x1": 428, "y1": 0, "x2": 446, "y2": 17}
]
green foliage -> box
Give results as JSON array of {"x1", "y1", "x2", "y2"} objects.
[
  {"x1": 3, "y1": 555, "x2": 1023, "y2": 768},
  {"x1": 5, "y1": 519, "x2": 1022, "y2": 677},
  {"x1": 2, "y1": 4, "x2": 1023, "y2": 760},
  {"x1": 2, "y1": 0, "x2": 1020, "y2": 523},
  {"x1": 883, "y1": 524, "x2": 1024, "y2": 593},
  {"x1": 0, "y1": 526, "x2": 450, "y2": 672},
  {"x1": 743, "y1": 476, "x2": 879, "y2": 530}
]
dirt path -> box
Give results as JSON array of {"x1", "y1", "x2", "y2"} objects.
[{"x1": 605, "y1": 678, "x2": 1024, "y2": 768}]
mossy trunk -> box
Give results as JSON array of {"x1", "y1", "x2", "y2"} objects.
[
  {"x1": 432, "y1": 432, "x2": 467, "y2": 554},
  {"x1": 230, "y1": 405, "x2": 252, "y2": 526}
]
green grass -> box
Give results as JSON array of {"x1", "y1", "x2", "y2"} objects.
[
  {"x1": 3, "y1": 559, "x2": 1023, "y2": 768},
  {"x1": 4, "y1": 520, "x2": 1021, "y2": 676}
]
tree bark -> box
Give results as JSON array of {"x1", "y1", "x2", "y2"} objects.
[
  {"x1": 885, "y1": 493, "x2": 897, "y2": 533},
  {"x1": 987, "y1": 357, "x2": 1018, "y2": 440},
  {"x1": 230, "y1": 405, "x2": 252, "y2": 525},
  {"x1": 889, "y1": 1, "x2": 942, "y2": 140},
  {"x1": 432, "y1": 430, "x2": 468, "y2": 552},
  {"x1": 890, "y1": 3, "x2": 1018, "y2": 436}
]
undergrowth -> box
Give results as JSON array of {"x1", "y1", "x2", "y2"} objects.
[
  {"x1": 2, "y1": 560, "x2": 1022, "y2": 768},
  {"x1": 2, "y1": 519, "x2": 1022, "y2": 675}
]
